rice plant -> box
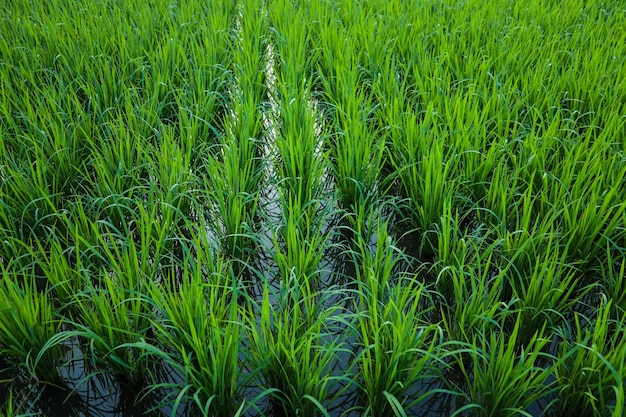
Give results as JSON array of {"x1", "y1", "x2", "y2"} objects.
[
  {"x1": 0, "y1": 388, "x2": 16, "y2": 417},
  {"x1": 316, "y1": 11, "x2": 384, "y2": 213},
  {"x1": 452, "y1": 315, "x2": 557, "y2": 417},
  {"x1": 555, "y1": 300, "x2": 626, "y2": 417},
  {"x1": 0, "y1": 268, "x2": 64, "y2": 385},
  {"x1": 66, "y1": 246, "x2": 154, "y2": 388},
  {"x1": 435, "y1": 234, "x2": 508, "y2": 344},
  {"x1": 353, "y1": 274, "x2": 444, "y2": 416},
  {"x1": 601, "y1": 248, "x2": 626, "y2": 317},
  {"x1": 203, "y1": 0, "x2": 268, "y2": 269},
  {"x1": 244, "y1": 279, "x2": 345, "y2": 417},
  {"x1": 146, "y1": 266, "x2": 245, "y2": 416}
]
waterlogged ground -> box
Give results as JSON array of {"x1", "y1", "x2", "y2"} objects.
[{"x1": 1, "y1": 0, "x2": 625, "y2": 416}]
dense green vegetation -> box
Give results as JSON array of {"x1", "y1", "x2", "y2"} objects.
[{"x1": 1, "y1": 0, "x2": 625, "y2": 416}]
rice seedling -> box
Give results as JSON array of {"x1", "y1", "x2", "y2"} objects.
[
  {"x1": 145, "y1": 263, "x2": 245, "y2": 417},
  {"x1": 337, "y1": 216, "x2": 440, "y2": 415},
  {"x1": 0, "y1": 268, "x2": 64, "y2": 385},
  {"x1": 202, "y1": 146, "x2": 263, "y2": 265},
  {"x1": 266, "y1": 0, "x2": 333, "y2": 260},
  {"x1": 555, "y1": 300, "x2": 626, "y2": 417},
  {"x1": 68, "y1": 271, "x2": 152, "y2": 388},
  {"x1": 435, "y1": 231, "x2": 508, "y2": 344},
  {"x1": 270, "y1": 79, "x2": 326, "y2": 218},
  {"x1": 0, "y1": 387, "x2": 19, "y2": 417},
  {"x1": 244, "y1": 278, "x2": 345, "y2": 417},
  {"x1": 389, "y1": 109, "x2": 462, "y2": 255},
  {"x1": 452, "y1": 315, "x2": 557, "y2": 417},
  {"x1": 200, "y1": 0, "x2": 268, "y2": 271},
  {"x1": 272, "y1": 204, "x2": 331, "y2": 290},
  {"x1": 316, "y1": 16, "x2": 384, "y2": 213},
  {"x1": 509, "y1": 236, "x2": 591, "y2": 346},
  {"x1": 0, "y1": 154, "x2": 67, "y2": 245},
  {"x1": 353, "y1": 274, "x2": 444, "y2": 416},
  {"x1": 25, "y1": 233, "x2": 88, "y2": 310},
  {"x1": 0, "y1": 393, "x2": 12, "y2": 417}
]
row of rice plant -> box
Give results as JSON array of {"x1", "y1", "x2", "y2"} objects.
[{"x1": 1, "y1": 0, "x2": 625, "y2": 416}]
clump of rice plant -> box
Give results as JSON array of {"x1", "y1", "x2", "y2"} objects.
[
  {"x1": 202, "y1": 145, "x2": 264, "y2": 266},
  {"x1": 344, "y1": 218, "x2": 443, "y2": 416},
  {"x1": 0, "y1": 268, "x2": 64, "y2": 385},
  {"x1": 600, "y1": 247, "x2": 626, "y2": 317},
  {"x1": 0, "y1": 388, "x2": 16, "y2": 417},
  {"x1": 452, "y1": 314, "x2": 557, "y2": 417},
  {"x1": 390, "y1": 110, "x2": 460, "y2": 242},
  {"x1": 317, "y1": 17, "x2": 384, "y2": 213},
  {"x1": 244, "y1": 278, "x2": 345, "y2": 417},
  {"x1": 69, "y1": 272, "x2": 152, "y2": 388},
  {"x1": 271, "y1": 202, "x2": 332, "y2": 292},
  {"x1": 31, "y1": 236, "x2": 88, "y2": 310},
  {"x1": 435, "y1": 232, "x2": 508, "y2": 344},
  {"x1": 353, "y1": 275, "x2": 443, "y2": 416},
  {"x1": 199, "y1": 0, "x2": 268, "y2": 273},
  {"x1": 509, "y1": 236, "x2": 590, "y2": 346},
  {"x1": 555, "y1": 300, "x2": 626, "y2": 417},
  {"x1": 146, "y1": 264, "x2": 245, "y2": 417}
]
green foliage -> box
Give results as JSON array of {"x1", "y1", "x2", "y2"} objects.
[
  {"x1": 147, "y1": 265, "x2": 245, "y2": 416},
  {"x1": 0, "y1": 269, "x2": 64, "y2": 384},
  {"x1": 453, "y1": 315, "x2": 557, "y2": 417},
  {"x1": 0, "y1": 0, "x2": 625, "y2": 414},
  {"x1": 244, "y1": 280, "x2": 344, "y2": 416},
  {"x1": 555, "y1": 301, "x2": 626, "y2": 417}
]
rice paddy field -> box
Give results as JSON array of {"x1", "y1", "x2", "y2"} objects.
[{"x1": 1, "y1": 0, "x2": 625, "y2": 415}]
